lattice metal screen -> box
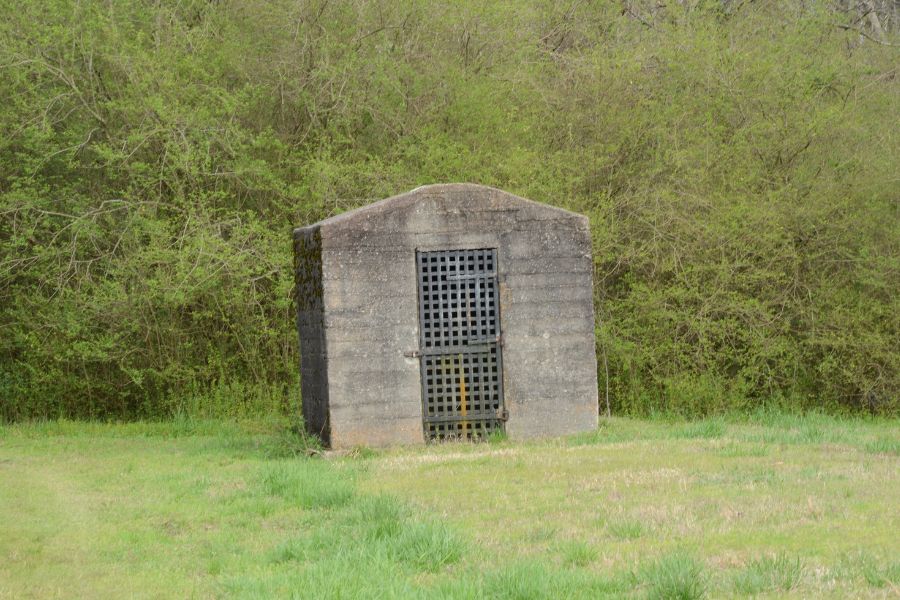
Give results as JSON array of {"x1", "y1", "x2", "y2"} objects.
[{"x1": 416, "y1": 249, "x2": 505, "y2": 441}]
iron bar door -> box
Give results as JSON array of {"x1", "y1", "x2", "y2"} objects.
[{"x1": 415, "y1": 249, "x2": 505, "y2": 441}]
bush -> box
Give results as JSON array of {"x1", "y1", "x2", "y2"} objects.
[{"x1": 1, "y1": 0, "x2": 896, "y2": 419}]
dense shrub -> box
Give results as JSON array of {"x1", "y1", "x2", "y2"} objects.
[{"x1": 1, "y1": 1, "x2": 897, "y2": 419}]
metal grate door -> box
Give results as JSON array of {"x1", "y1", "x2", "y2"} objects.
[{"x1": 415, "y1": 249, "x2": 505, "y2": 441}]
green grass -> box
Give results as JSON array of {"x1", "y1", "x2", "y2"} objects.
[
  {"x1": 259, "y1": 461, "x2": 354, "y2": 508},
  {"x1": 865, "y1": 437, "x2": 900, "y2": 456},
  {"x1": 606, "y1": 516, "x2": 646, "y2": 541},
  {"x1": 1, "y1": 414, "x2": 898, "y2": 598},
  {"x1": 557, "y1": 540, "x2": 599, "y2": 568},
  {"x1": 731, "y1": 554, "x2": 804, "y2": 595},
  {"x1": 637, "y1": 552, "x2": 707, "y2": 600}
]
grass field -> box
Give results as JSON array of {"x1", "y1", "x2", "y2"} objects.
[{"x1": 1, "y1": 413, "x2": 898, "y2": 599}]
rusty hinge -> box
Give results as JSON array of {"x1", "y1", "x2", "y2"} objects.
[
  {"x1": 497, "y1": 408, "x2": 509, "y2": 421},
  {"x1": 497, "y1": 333, "x2": 504, "y2": 347},
  {"x1": 403, "y1": 349, "x2": 421, "y2": 358}
]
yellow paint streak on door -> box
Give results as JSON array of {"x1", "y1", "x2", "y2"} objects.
[{"x1": 458, "y1": 353, "x2": 467, "y2": 435}]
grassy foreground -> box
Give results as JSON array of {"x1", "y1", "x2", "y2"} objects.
[{"x1": 1, "y1": 414, "x2": 898, "y2": 599}]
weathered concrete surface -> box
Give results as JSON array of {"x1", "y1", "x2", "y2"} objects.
[{"x1": 294, "y1": 183, "x2": 599, "y2": 448}]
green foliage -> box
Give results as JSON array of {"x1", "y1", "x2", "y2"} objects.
[
  {"x1": 865, "y1": 436, "x2": 900, "y2": 455},
  {"x1": 487, "y1": 429, "x2": 509, "y2": 444},
  {"x1": 392, "y1": 520, "x2": 465, "y2": 572},
  {"x1": 850, "y1": 555, "x2": 900, "y2": 589},
  {"x1": 731, "y1": 554, "x2": 804, "y2": 595},
  {"x1": 264, "y1": 420, "x2": 322, "y2": 458},
  {"x1": 637, "y1": 553, "x2": 707, "y2": 600},
  {"x1": 259, "y1": 460, "x2": 354, "y2": 509},
  {"x1": 1, "y1": 0, "x2": 897, "y2": 419},
  {"x1": 469, "y1": 560, "x2": 629, "y2": 600},
  {"x1": 269, "y1": 492, "x2": 465, "y2": 575},
  {"x1": 606, "y1": 516, "x2": 646, "y2": 541},
  {"x1": 673, "y1": 418, "x2": 727, "y2": 440},
  {"x1": 557, "y1": 540, "x2": 599, "y2": 568}
]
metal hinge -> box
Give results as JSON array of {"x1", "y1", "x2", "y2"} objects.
[
  {"x1": 403, "y1": 349, "x2": 421, "y2": 358},
  {"x1": 497, "y1": 408, "x2": 509, "y2": 421}
]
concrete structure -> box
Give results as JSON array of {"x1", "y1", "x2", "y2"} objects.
[{"x1": 293, "y1": 184, "x2": 598, "y2": 448}]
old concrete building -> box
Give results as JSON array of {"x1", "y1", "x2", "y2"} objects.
[{"x1": 293, "y1": 184, "x2": 598, "y2": 447}]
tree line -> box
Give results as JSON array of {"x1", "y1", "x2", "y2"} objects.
[{"x1": 1, "y1": 0, "x2": 897, "y2": 420}]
